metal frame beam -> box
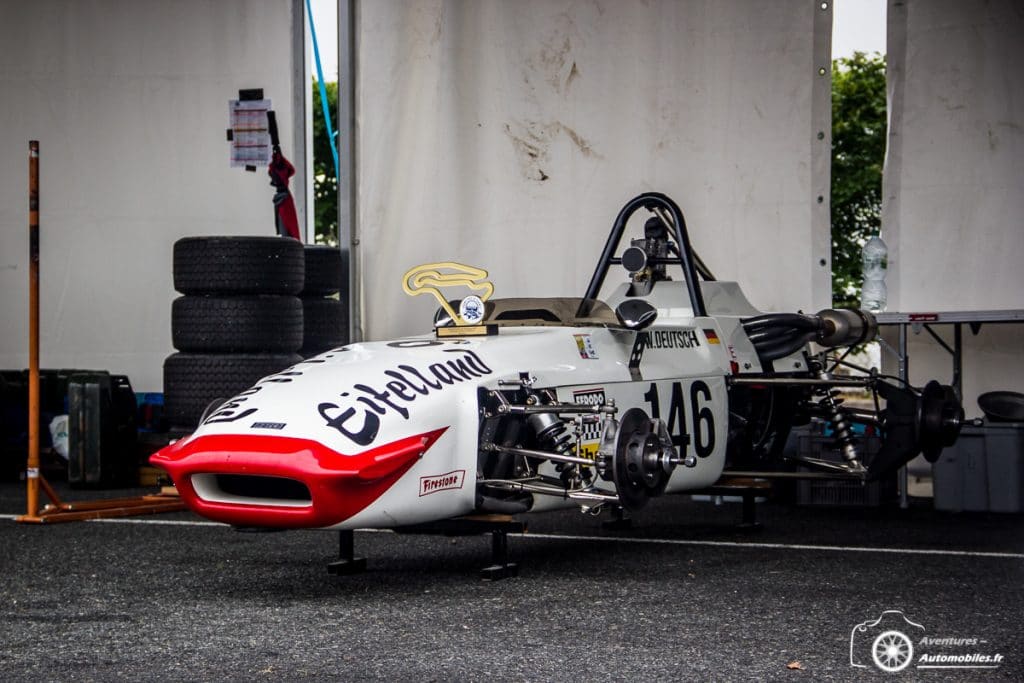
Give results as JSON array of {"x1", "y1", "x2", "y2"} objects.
[{"x1": 338, "y1": 0, "x2": 360, "y2": 341}]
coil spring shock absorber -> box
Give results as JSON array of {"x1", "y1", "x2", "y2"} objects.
[
  {"x1": 528, "y1": 412, "x2": 585, "y2": 485},
  {"x1": 528, "y1": 412, "x2": 574, "y2": 454},
  {"x1": 816, "y1": 369, "x2": 861, "y2": 465}
]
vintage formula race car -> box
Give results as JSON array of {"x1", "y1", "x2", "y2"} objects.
[{"x1": 152, "y1": 192, "x2": 963, "y2": 532}]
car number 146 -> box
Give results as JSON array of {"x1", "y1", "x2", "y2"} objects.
[{"x1": 643, "y1": 380, "x2": 716, "y2": 458}]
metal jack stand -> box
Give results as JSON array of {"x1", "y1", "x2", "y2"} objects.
[
  {"x1": 601, "y1": 505, "x2": 633, "y2": 531},
  {"x1": 698, "y1": 476, "x2": 773, "y2": 531},
  {"x1": 395, "y1": 515, "x2": 525, "y2": 581},
  {"x1": 737, "y1": 490, "x2": 762, "y2": 530},
  {"x1": 481, "y1": 527, "x2": 518, "y2": 581},
  {"x1": 327, "y1": 529, "x2": 367, "y2": 575}
]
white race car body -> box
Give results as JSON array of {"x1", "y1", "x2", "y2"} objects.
[{"x1": 153, "y1": 193, "x2": 961, "y2": 531}]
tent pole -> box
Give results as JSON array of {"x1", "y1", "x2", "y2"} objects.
[{"x1": 26, "y1": 141, "x2": 40, "y2": 518}]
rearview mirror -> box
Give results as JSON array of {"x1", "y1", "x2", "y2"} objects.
[{"x1": 615, "y1": 299, "x2": 658, "y2": 330}]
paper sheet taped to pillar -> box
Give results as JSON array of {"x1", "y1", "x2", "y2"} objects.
[{"x1": 229, "y1": 99, "x2": 272, "y2": 167}]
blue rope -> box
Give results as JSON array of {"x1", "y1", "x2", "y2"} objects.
[{"x1": 306, "y1": 0, "x2": 339, "y2": 178}]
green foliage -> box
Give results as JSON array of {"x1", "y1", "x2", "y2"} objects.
[
  {"x1": 831, "y1": 52, "x2": 886, "y2": 307},
  {"x1": 312, "y1": 80, "x2": 339, "y2": 245}
]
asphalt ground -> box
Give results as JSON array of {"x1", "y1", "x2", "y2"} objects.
[{"x1": 1, "y1": 481, "x2": 1022, "y2": 681}]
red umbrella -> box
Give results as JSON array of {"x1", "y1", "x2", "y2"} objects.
[{"x1": 267, "y1": 111, "x2": 301, "y2": 240}]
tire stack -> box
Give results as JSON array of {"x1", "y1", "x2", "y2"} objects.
[
  {"x1": 299, "y1": 245, "x2": 349, "y2": 358},
  {"x1": 165, "y1": 237, "x2": 305, "y2": 431}
]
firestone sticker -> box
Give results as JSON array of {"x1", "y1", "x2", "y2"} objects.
[{"x1": 419, "y1": 470, "x2": 466, "y2": 496}]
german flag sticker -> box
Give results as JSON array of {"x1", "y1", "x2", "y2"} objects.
[{"x1": 703, "y1": 328, "x2": 721, "y2": 345}]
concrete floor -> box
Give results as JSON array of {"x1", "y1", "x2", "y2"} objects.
[{"x1": 1, "y1": 481, "x2": 1022, "y2": 681}]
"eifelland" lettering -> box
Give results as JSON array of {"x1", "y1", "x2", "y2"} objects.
[{"x1": 318, "y1": 348, "x2": 493, "y2": 446}]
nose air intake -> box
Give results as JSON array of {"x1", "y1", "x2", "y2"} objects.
[{"x1": 150, "y1": 428, "x2": 448, "y2": 528}]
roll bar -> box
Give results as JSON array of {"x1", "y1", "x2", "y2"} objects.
[{"x1": 577, "y1": 192, "x2": 707, "y2": 318}]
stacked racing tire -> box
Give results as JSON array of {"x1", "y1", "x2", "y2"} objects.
[
  {"x1": 164, "y1": 237, "x2": 304, "y2": 431},
  {"x1": 299, "y1": 245, "x2": 349, "y2": 358}
]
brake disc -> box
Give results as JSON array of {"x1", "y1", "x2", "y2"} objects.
[
  {"x1": 918, "y1": 380, "x2": 964, "y2": 463},
  {"x1": 613, "y1": 408, "x2": 676, "y2": 510}
]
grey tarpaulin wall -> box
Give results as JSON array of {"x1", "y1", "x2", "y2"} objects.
[
  {"x1": 883, "y1": 0, "x2": 1023, "y2": 412},
  {"x1": 348, "y1": 0, "x2": 834, "y2": 341},
  {"x1": 0, "y1": 1, "x2": 303, "y2": 392}
]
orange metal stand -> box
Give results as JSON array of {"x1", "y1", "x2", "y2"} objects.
[
  {"x1": 15, "y1": 141, "x2": 186, "y2": 525},
  {"x1": 17, "y1": 477, "x2": 186, "y2": 524},
  {"x1": 18, "y1": 472, "x2": 186, "y2": 524}
]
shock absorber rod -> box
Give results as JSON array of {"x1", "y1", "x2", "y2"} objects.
[
  {"x1": 500, "y1": 403, "x2": 617, "y2": 416},
  {"x1": 816, "y1": 369, "x2": 859, "y2": 463},
  {"x1": 483, "y1": 443, "x2": 595, "y2": 467}
]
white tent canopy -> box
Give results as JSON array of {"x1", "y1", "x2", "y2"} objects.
[{"x1": 352, "y1": 0, "x2": 834, "y2": 341}]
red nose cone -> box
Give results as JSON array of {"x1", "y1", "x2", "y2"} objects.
[{"x1": 150, "y1": 428, "x2": 447, "y2": 528}]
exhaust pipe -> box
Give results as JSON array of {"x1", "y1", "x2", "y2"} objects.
[
  {"x1": 743, "y1": 308, "x2": 877, "y2": 363},
  {"x1": 815, "y1": 308, "x2": 877, "y2": 348}
]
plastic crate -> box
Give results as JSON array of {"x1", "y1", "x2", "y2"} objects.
[
  {"x1": 933, "y1": 422, "x2": 1024, "y2": 513},
  {"x1": 796, "y1": 434, "x2": 897, "y2": 507}
]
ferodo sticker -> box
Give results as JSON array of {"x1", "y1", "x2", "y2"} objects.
[
  {"x1": 419, "y1": 470, "x2": 466, "y2": 496},
  {"x1": 573, "y1": 388, "x2": 606, "y2": 459}
]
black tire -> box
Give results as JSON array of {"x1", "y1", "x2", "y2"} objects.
[
  {"x1": 302, "y1": 245, "x2": 347, "y2": 296},
  {"x1": 301, "y1": 297, "x2": 349, "y2": 356},
  {"x1": 163, "y1": 352, "x2": 302, "y2": 428},
  {"x1": 172, "y1": 295, "x2": 303, "y2": 353},
  {"x1": 174, "y1": 236, "x2": 304, "y2": 295}
]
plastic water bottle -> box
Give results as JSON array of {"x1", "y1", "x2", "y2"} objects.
[{"x1": 860, "y1": 235, "x2": 888, "y2": 312}]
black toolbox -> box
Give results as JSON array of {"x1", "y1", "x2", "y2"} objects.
[
  {"x1": 67, "y1": 372, "x2": 137, "y2": 487},
  {"x1": 2, "y1": 368, "x2": 93, "y2": 481}
]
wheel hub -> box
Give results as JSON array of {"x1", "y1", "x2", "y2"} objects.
[{"x1": 612, "y1": 408, "x2": 678, "y2": 510}]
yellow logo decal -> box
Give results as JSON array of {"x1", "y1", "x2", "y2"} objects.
[{"x1": 402, "y1": 262, "x2": 494, "y2": 325}]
